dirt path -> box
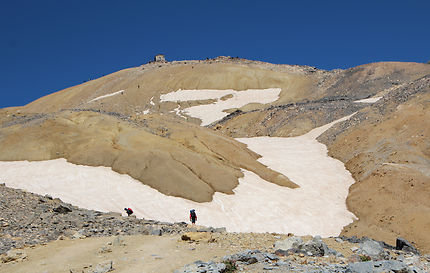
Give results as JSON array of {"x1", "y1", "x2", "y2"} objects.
[{"x1": 0, "y1": 234, "x2": 238, "y2": 273}]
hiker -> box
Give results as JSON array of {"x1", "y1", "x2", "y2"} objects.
[
  {"x1": 124, "y1": 207, "x2": 133, "y2": 216},
  {"x1": 189, "y1": 209, "x2": 197, "y2": 225}
]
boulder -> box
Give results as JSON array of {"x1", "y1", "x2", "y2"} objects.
[
  {"x1": 53, "y1": 204, "x2": 72, "y2": 214},
  {"x1": 223, "y1": 249, "x2": 264, "y2": 265},
  {"x1": 274, "y1": 236, "x2": 303, "y2": 251},
  {"x1": 301, "y1": 236, "x2": 335, "y2": 256},
  {"x1": 396, "y1": 237, "x2": 420, "y2": 254},
  {"x1": 274, "y1": 236, "x2": 337, "y2": 257},
  {"x1": 357, "y1": 239, "x2": 387, "y2": 260}
]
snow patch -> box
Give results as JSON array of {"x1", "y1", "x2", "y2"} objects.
[
  {"x1": 88, "y1": 90, "x2": 125, "y2": 103},
  {"x1": 160, "y1": 88, "x2": 281, "y2": 126},
  {"x1": 354, "y1": 97, "x2": 382, "y2": 103}
]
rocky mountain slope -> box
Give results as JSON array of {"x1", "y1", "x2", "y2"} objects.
[
  {"x1": 1, "y1": 56, "x2": 430, "y2": 255},
  {"x1": 319, "y1": 75, "x2": 430, "y2": 253}
]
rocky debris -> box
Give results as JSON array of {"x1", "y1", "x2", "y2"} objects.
[
  {"x1": 176, "y1": 246, "x2": 430, "y2": 273},
  {"x1": 174, "y1": 260, "x2": 226, "y2": 273},
  {"x1": 0, "y1": 184, "x2": 205, "y2": 254},
  {"x1": 174, "y1": 234, "x2": 430, "y2": 272},
  {"x1": 1, "y1": 249, "x2": 27, "y2": 263},
  {"x1": 1, "y1": 113, "x2": 49, "y2": 129},
  {"x1": 319, "y1": 75, "x2": 430, "y2": 146},
  {"x1": 223, "y1": 249, "x2": 278, "y2": 265},
  {"x1": 347, "y1": 260, "x2": 413, "y2": 273},
  {"x1": 94, "y1": 260, "x2": 114, "y2": 273},
  {"x1": 212, "y1": 98, "x2": 365, "y2": 138},
  {"x1": 149, "y1": 228, "x2": 162, "y2": 236},
  {"x1": 69, "y1": 261, "x2": 114, "y2": 273},
  {"x1": 396, "y1": 237, "x2": 420, "y2": 255},
  {"x1": 274, "y1": 235, "x2": 338, "y2": 257}
]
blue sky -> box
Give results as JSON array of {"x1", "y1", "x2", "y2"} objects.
[{"x1": 1, "y1": 0, "x2": 429, "y2": 108}]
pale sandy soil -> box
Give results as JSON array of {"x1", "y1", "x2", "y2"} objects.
[
  {"x1": 160, "y1": 89, "x2": 281, "y2": 126},
  {"x1": 0, "y1": 115, "x2": 356, "y2": 237},
  {"x1": 0, "y1": 234, "x2": 235, "y2": 273}
]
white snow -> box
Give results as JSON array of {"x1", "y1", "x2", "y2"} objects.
[
  {"x1": 354, "y1": 97, "x2": 382, "y2": 103},
  {"x1": 0, "y1": 114, "x2": 356, "y2": 236},
  {"x1": 88, "y1": 90, "x2": 125, "y2": 103},
  {"x1": 160, "y1": 88, "x2": 281, "y2": 126}
]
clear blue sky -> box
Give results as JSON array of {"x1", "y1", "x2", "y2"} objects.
[{"x1": 1, "y1": 0, "x2": 429, "y2": 108}]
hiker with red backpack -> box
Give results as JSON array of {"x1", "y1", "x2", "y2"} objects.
[
  {"x1": 124, "y1": 207, "x2": 133, "y2": 216},
  {"x1": 189, "y1": 209, "x2": 197, "y2": 225}
]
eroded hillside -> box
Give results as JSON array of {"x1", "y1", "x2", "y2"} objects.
[{"x1": 0, "y1": 109, "x2": 295, "y2": 202}]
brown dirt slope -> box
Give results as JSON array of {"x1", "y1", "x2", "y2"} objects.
[{"x1": 318, "y1": 75, "x2": 430, "y2": 253}]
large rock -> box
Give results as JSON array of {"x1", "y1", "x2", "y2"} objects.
[
  {"x1": 357, "y1": 239, "x2": 387, "y2": 260},
  {"x1": 274, "y1": 236, "x2": 337, "y2": 257},
  {"x1": 274, "y1": 236, "x2": 303, "y2": 251},
  {"x1": 53, "y1": 204, "x2": 72, "y2": 214},
  {"x1": 396, "y1": 237, "x2": 420, "y2": 255}
]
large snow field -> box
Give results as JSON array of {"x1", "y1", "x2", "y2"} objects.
[{"x1": 0, "y1": 115, "x2": 356, "y2": 237}]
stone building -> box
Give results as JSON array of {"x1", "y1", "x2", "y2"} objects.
[{"x1": 154, "y1": 54, "x2": 166, "y2": 62}]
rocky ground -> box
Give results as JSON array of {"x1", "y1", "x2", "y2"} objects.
[
  {"x1": 0, "y1": 183, "x2": 212, "y2": 254},
  {"x1": 1, "y1": 184, "x2": 429, "y2": 272}
]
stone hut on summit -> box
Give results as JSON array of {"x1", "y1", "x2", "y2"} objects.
[{"x1": 154, "y1": 54, "x2": 166, "y2": 62}]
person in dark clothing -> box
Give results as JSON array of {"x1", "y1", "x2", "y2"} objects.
[
  {"x1": 124, "y1": 207, "x2": 133, "y2": 216},
  {"x1": 189, "y1": 209, "x2": 197, "y2": 225}
]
